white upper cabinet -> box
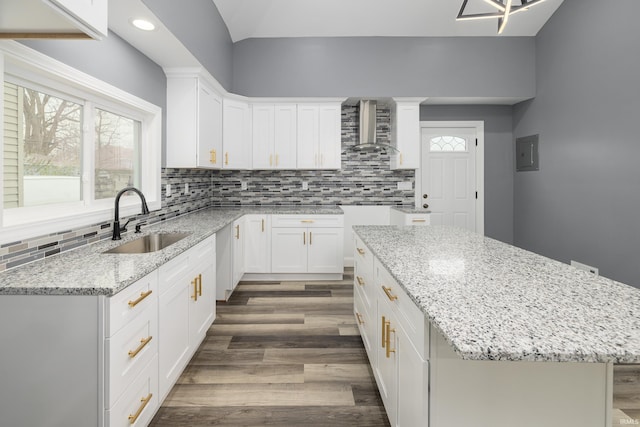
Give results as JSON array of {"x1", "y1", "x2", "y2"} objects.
[
  {"x1": 223, "y1": 99, "x2": 252, "y2": 169},
  {"x1": 297, "y1": 103, "x2": 342, "y2": 170},
  {"x1": 0, "y1": 0, "x2": 107, "y2": 40},
  {"x1": 390, "y1": 99, "x2": 422, "y2": 170},
  {"x1": 252, "y1": 104, "x2": 297, "y2": 169},
  {"x1": 166, "y1": 74, "x2": 223, "y2": 169}
]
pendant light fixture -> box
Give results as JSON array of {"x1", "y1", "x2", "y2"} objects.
[{"x1": 457, "y1": 0, "x2": 547, "y2": 34}]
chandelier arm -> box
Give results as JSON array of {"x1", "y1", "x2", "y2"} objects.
[
  {"x1": 457, "y1": 0, "x2": 470, "y2": 19},
  {"x1": 457, "y1": 12, "x2": 507, "y2": 21}
]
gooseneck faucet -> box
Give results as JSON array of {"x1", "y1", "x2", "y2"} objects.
[{"x1": 112, "y1": 187, "x2": 150, "y2": 240}]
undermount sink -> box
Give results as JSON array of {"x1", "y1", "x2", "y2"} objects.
[{"x1": 104, "y1": 232, "x2": 191, "y2": 254}]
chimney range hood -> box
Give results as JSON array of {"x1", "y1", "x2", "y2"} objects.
[{"x1": 351, "y1": 100, "x2": 399, "y2": 153}]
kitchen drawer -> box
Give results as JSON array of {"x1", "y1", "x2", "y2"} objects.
[
  {"x1": 106, "y1": 302, "x2": 158, "y2": 406},
  {"x1": 159, "y1": 236, "x2": 216, "y2": 295},
  {"x1": 271, "y1": 214, "x2": 344, "y2": 228},
  {"x1": 354, "y1": 287, "x2": 374, "y2": 362},
  {"x1": 403, "y1": 214, "x2": 430, "y2": 226},
  {"x1": 354, "y1": 235, "x2": 374, "y2": 272},
  {"x1": 375, "y1": 259, "x2": 429, "y2": 359},
  {"x1": 106, "y1": 354, "x2": 159, "y2": 427},
  {"x1": 354, "y1": 255, "x2": 373, "y2": 313},
  {"x1": 107, "y1": 271, "x2": 158, "y2": 337}
]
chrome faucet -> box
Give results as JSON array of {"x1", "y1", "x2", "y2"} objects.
[{"x1": 112, "y1": 187, "x2": 150, "y2": 240}]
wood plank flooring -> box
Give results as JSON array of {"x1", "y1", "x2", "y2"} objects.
[
  {"x1": 613, "y1": 364, "x2": 640, "y2": 427},
  {"x1": 150, "y1": 269, "x2": 391, "y2": 426}
]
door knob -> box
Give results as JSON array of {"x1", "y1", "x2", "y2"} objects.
[
  {"x1": 423, "y1": 194, "x2": 428, "y2": 199},
  {"x1": 423, "y1": 204, "x2": 429, "y2": 209}
]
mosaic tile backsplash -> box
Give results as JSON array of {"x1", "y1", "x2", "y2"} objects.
[{"x1": 1, "y1": 105, "x2": 415, "y2": 270}]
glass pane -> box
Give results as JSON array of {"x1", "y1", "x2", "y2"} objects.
[
  {"x1": 3, "y1": 82, "x2": 82, "y2": 209},
  {"x1": 94, "y1": 109, "x2": 141, "y2": 200},
  {"x1": 430, "y1": 135, "x2": 467, "y2": 152}
]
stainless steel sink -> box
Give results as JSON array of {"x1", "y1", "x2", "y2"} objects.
[{"x1": 104, "y1": 232, "x2": 191, "y2": 254}]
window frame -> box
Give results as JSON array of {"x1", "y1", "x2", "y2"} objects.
[{"x1": 0, "y1": 41, "x2": 161, "y2": 245}]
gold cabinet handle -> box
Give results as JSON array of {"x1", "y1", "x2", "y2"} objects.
[
  {"x1": 275, "y1": 154, "x2": 279, "y2": 167},
  {"x1": 269, "y1": 154, "x2": 273, "y2": 166},
  {"x1": 382, "y1": 286, "x2": 398, "y2": 301},
  {"x1": 300, "y1": 219, "x2": 314, "y2": 223},
  {"x1": 356, "y1": 247, "x2": 365, "y2": 256},
  {"x1": 235, "y1": 224, "x2": 240, "y2": 239},
  {"x1": 356, "y1": 312, "x2": 364, "y2": 325},
  {"x1": 191, "y1": 277, "x2": 198, "y2": 301},
  {"x1": 198, "y1": 273, "x2": 202, "y2": 297},
  {"x1": 400, "y1": 152, "x2": 403, "y2": 166},
  {"x1": 128, "y1": 290, "x2": 152, "y2": 308},
  {"x1": 356, "y1": 276, "x2": 365, "y2": 286},
  {"x1": 225, "y1": 152, "x2": 229, "y2": 165},
  {"x1": 412, "y1": 219, "x2": 427, "y2": 223},
  {"x1": 386, "y1": 322, "x2": 396, "y2": 358},
  {"x1": 128, "y1": 336, "x2": 152, "y2": 358},
  {"x1": 309, "y1": 231, "x2": 312, "y2": 245},
  {"x1": 303, "y1": 232, "x2": 306, "y2": 245},
  {"x1": 261, "y1": 218, "x2": 265, "y2": 232},
  {"x1": 128, "y1": 393, "x2": 152, "y2": 424},
  {"x1": 210, "y1": 149, "x2": 217, "y2": 164},
  {"x1": 381, "y1": 316, "x2": 387, "y2": 348}
]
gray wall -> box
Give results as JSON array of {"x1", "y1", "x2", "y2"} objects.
[
  {"x1": 513, "y1": 0, "x2": 640, "y2": 287},
  {"x1": 21, "y1": 32, "x2": 165, "y2": 109},
  {"x1": 232, "y1": 37, "x2": 536, "y2": 98},
  {"x1": 143, "y1": 0, "x2": 233, "y2": 91},
  {"x1": 421, "y1": 105, "x2": 514, "y2": 244}
]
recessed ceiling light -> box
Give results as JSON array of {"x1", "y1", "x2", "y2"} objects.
[{"x1": 130, "y1": 18, "x2": 156, "y2": 32}]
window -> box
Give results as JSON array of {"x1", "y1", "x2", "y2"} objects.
[
  {"x1": 1, "y1": 41, "x2": 161, "y2": 243},
  {"x1": 430, "y1": 135, "x2": 468, "y2": 152}
]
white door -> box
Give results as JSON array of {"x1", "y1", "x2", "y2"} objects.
[
  {"x1": 271, "y1": 228, "x2": 308, "y2": 273},
  {"x1": 244, "y1": 215, "x2": 271, "y2": 273},
  {"x1": 421, "y1": 128, "x2": 477, "y2": 232},
  {"x1": 306, "y1": 228, "x2": 343, "y2": 273}
]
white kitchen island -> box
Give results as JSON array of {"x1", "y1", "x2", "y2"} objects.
[{"x1": 352, "y1": 225, "x2": 640, "y2": 427}]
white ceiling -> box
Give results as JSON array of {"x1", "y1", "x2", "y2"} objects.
[{"x1": 212, "y1": 0, "x2": 565, "y2": 42}]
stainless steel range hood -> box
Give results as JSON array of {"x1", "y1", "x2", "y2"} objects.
[{"x1": 351, "y1": 100, "x2": 398, "y2": 153}]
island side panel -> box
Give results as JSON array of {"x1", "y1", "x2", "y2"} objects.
[
  {"x1": 0, "y1": 295, "x2": 102, "y2": 427},
  {"x1": 429, "y1": 327, "x2": 612, "y2": 427}
]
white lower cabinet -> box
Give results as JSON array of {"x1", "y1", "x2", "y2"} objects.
[
  {"x1": 356, "y1": 240, "x2": 429, "y2": 427},
  {"x1": 158, "y1": 235, "x2": 216, "y2": 400},
  {"x1": 389, "y1": 209, "x2": 430, "y2": 226},
  {"x1": 244, "y1": 214, "x2": 271, "y2": 272},
  {"x1": 232, "y1": 218, "x2": 246, "y2": 286},
  {"x1": 271, "y1": 215, "x2": 344, "y2": 274}
]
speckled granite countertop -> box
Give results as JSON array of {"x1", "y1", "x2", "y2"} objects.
[
  {"x1": 0, "y1": 206, "x2": 343, "y2": 297},
  {"x1": 391, "y1": 207, "x2": 431, "y2": 214},
  {"x1": 353, "y1": 225, "x2": 640, "y2": 363}
]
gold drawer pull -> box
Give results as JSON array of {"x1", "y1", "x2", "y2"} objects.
[
  {"x1": 128, "y1": 336, "x2": 152, "y2": 358},
  {"x1": 303, "y1": 232, "x2": 306, "y2": 245},
  {"x1": 235, "y1": 224, "x2": 240, "y2": 239},
  {"x1": 412, "y1": 219, "x2": 427, "y2": 223},
  {"x1": 261, "y1": 219, "x2": 265, "y2": 232},
  {"x1": 382, "y1": 286, "x2": 398, "y2": 301},
  {"x1": 128, "y1": 393, "x2": 152, "y2": 424},
  {"x1": 191, "y1": 277, "x2": 198, "y2": 301},
  {"x1": 381, "y1": 316, "x2": 387, "y2": 348},
  {"x1": 356, "y1": 248, "x2": 365, "y2": 255},
  {"x1": 356, "y1": 276, "x2": 365, "y2": 286},
  {"x1": 309, "y1": 231, "x2": 312, "y2": 245},
  {"x1": 356, "y1": 312, "x2": 364, "y2": 325},
  {"x1": 198, "y1": 274, "x2": 202, "y2": 297},
  {"x1": 386, "y1": 322, "x2": 396, "y2": 358},
  {"x1": 128, "y1": 290, "x2": 153, "y2": 308},
  {"x1": 300, "y1": 219, "x2": 314, "y2": 223},
  {"x1": 225, "y1": 152, "x2": 229, "y2": 165}
]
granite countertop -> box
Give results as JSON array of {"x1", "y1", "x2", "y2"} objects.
[
  {"x1": 391, "y1": 207, "x2": 431, "y2": 214},
  {"x1": 0, "y1": 206, "x2": 343, "y2": 297},
  {"x1": 353, "y1": 225, "x2": 640, "y2": 363}
]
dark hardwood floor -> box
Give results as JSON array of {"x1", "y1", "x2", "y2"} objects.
[{"x1": 150, "y1": 269, "x2": 391, "y2": 426}]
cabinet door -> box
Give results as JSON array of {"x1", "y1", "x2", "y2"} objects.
[
  {"x1": 271, "y1": 227, "x2": 308, "y2": 273},
  {"x1": 376, "y1": 299, "x2": 398, "y2": 427},
  {"x1": 318, "y1": 104, "x2": 342, "y2": 169},
  {"x1": 252, "y1": 105, "x2": 275, "y2": 169},
  {"x1": 223, "y1": 99, "x2": 252, "y2": 169},
  {"x1": 391, "y1": 103, "x2": 420, "y2": 170},
  {"x1": 189, "y1": 262, "x2": 215, "y2": 346},
  {"x1": 198, "y1": 82, "x2": 223, "y2": 168},
  {"x1": 397, "y1": 326, "x2": 428, "y2": 427},
  {"x1": 232, "y1": 219, "x2": 245, "y2": 286},
  {"x1": 158, "y1": 276, "x2": 190, "y2": 399},
  {"x1": 306, "y1": 227, "x2": 344, "y2": 273},
  {"x1": 215, "y1": 224, "x2": 233, "y2": 301},
  {"x1": 244, "y1": 215, "x2": 271, "y2": 273},
  {"x1": 296, "y1": 105, "x2": 319, "y2": 169},
  {"x1": 274, "y1": 104, "x2": 297, "y2": 169}
]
